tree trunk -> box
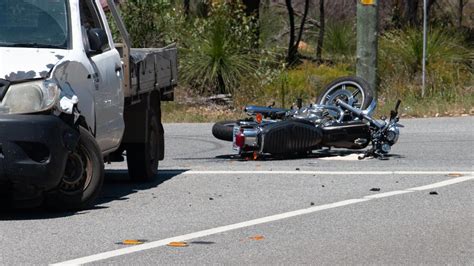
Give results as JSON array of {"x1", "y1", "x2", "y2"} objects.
[
  {"x1": 285, "y1": 0, "x2": 297, "y2": 65},
  {"x1": 316, "y1": 0, "x2": 325, "y2": 62},
  {"x1": 295, "y1": 0, "x2": 310, "y2": 49},
  {"x1": 427, "y1": 0, "x2": 437, "y2": 19},
  {"x1": 184, "y1": 0, "x2": 190, "y2": 17},
  {"x1": 242, "y1": 0, "x2": 261, "y2": 46},
  {"x1": 404, "y1": 0, "x2": 419, "y2": 26},
  {"x1": 242, "y1": 0, "x2": 260, "y2": 16},
  {"x1": 458, "y1": 0, "x2": 464, "y2": 28}
]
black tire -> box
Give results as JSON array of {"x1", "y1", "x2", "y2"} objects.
[
  {"x1": 316, "y1": 76, "x2": 376, "y2": 111},
  {"x1": 126, "y1": 108, "x2": 161, "y2": 182},
  {"x1": 45, "y1": 127, "x2": 104, "y2": 211},
  {"x1": 212, "y1": 120, "x2": 236, "y2": 141}
]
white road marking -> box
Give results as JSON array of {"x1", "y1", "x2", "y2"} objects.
[
  {"x1": 160, "y1": 170, "x2": 473, "y2": 176},
  {"x1": 407, "y1": 175, "x2": 474, "y2": 191},
  {"x1": 318, "y1": 154, "x2": 362, "y2": 161},
  {"x1": 53, "y1": 174, "x2": 473, "y2": 265},
  {"x1": 364, "y1": 190, "x2": 413, "y2": 199}
]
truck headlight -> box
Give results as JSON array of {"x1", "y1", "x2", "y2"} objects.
[{"x1": 0, "y1": 80, "x2": 59, "y2": 114}]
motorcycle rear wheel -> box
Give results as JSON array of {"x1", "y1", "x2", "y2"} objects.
[
  {"x1": 212, "y1": 120, "x2": 236, "y2": 141},
  {"x1": 317, "y1": 76, "x2": 376, "y2": 114}
]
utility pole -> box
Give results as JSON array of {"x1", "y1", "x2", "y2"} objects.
[
  {"x1": 422, "y1": 0, "x2": 427, "y2": 98},
  {"x1": 356, "y1": 0, "x2": 380, "y2": 92}
]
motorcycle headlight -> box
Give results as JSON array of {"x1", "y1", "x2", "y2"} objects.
[
  {"x1": 385, "y1": 125, "x2": 400, "y2": 145},
  {"x1": 0, "y1": 80, "x2": 59, "y2": 114}
]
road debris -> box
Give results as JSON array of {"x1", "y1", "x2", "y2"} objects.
[
  {"x1": 167, "y1": 242, "x2": 188, "y2": 247},
  {"x1": 447, "y1": 173, "x2": 463, "y2": 177},
  {"x1": 249, "y1": 235, "x2": 265, "y2": 241},
  {"x1": 370, "y1": 188, "x2": 381, "y2": 192},
  {"x1": 310, "y1": 202, "x2": 315, "y2": 206},
  {"x1": 429, "y1": 191, "x2": 438, "y2": 195},
  {"x1": 190, "y1": 241, "x2": 215, "y2": 245},
  {"x1": 118, "y1": 239, "x2": 146, "y2": 245}
]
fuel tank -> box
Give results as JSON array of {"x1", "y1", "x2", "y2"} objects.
[{"x1": 321, "y1": 121, "x2": 371, "y2": 149}]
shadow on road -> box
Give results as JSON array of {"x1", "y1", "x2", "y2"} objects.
[
  {"x1": 96, "y1": 169, "x2": 187, "y2": 205},
  {"x1": 178, "y1": 149, "x2": 404, "y2": 161},
  {"x1": 0, "y1": 169, "x2": 187, "y2": 220}
]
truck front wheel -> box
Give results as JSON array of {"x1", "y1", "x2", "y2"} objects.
[
  {"x1": 126, "y1": 108, "x2": 161, "y2": 182},
  {"x1": 45, "y1": 127, "x2": 104, "y2": 211}
]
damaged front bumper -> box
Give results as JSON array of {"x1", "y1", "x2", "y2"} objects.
[{"x1": 0, "y1": 114, "x2": 79, "y2": 206}]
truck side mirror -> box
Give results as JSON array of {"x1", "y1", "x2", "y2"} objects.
[{"x1": 87, "y1": 28, "x2": 108, "y2": 55}]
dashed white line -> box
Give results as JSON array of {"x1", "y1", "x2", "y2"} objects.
[{"x1": 52, "y1": 174, "x2": 473, "y2": 265}]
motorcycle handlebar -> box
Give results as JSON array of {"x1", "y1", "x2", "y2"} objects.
[{"x1": 336, "y1": 99, "x2": 384, "y2": 129}]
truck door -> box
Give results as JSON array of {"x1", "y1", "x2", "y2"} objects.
[{"x1": 79, "y1": 0, "x2": 124, "y2": 152}]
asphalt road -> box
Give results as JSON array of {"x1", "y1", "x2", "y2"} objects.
[{"x1": 1, "y1": 117, "x2": 473, "y2": 265}]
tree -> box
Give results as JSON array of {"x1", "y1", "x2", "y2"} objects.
[
  {"x1": 458, "y1": 0, "x2": 465, "y2": 28},
  {"x1": 404, "y1": 0, "x2": 419, "y2": 26},
  {"x1": 403, "y1": 0, "x2": 437, "y2": 27},
  {"x1": 285, "y1": 0, "x2": 309, "y2": 66},
  {"x1": 184, "y1": 0, "x2": 190, "y2": 16},
  {"x1": 316, "y1": 0, "x2": 325, "y2": 62}
]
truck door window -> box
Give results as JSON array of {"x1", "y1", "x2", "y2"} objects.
[{"x1": 80, "y1": 0, "x2": 110, "y2": 51}]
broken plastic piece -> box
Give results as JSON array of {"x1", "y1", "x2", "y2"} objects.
[
  {"x1": 447, "y1": 173, "x2": 463, "y2": 177},
  {"x1": 167, "y1": 242, "x2": 188, "y2": 247},
  {"x1": 249, "y1": 235, "x2": 265, "y2": 241},
  {"x1": 121, "y1": 239, "x2": 144, "y2": 245},
  {"x1": 59, "y1": 95, "x2": 79, "y2": 114}
]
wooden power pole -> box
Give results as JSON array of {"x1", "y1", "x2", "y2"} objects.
[{"x1": 356, "y1": 0, "x2": 380, "y2": 92}]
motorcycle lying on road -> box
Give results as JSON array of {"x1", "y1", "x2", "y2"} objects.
[{"x1": 212, "y1": 77, "x2": 402, "y2": 160}]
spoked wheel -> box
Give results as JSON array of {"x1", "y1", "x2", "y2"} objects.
[
  {"x1": 45, "y1": 127, "x2": 104, "y2": 211},
  {"x1": 317, "y1": 76, "x2": 376, "y2": 117},
  {"x1": 126, "y1": 109, "x2": 161, "y2": 182}
]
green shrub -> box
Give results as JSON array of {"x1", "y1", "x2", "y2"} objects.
[
  {"x1": 324, "y1": 21, "x2": 357, "y2": 61},
  {"x1": 234, "y1": 62, "x2": 353, "y2": 108},
  {"x1": 379, "y1": 27, "x2": 472, "y2": 100},
  {"x1": 179, "y1": 3, "x2": 260, "y2": 95}
]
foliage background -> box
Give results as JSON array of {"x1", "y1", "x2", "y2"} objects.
[{"x1": 114, "y1": 0, "x2": 473, "y2": 121}]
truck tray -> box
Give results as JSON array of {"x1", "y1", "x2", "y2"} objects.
[{"x1": 127, "y1": 45, "x2": 177, "y2": 100}]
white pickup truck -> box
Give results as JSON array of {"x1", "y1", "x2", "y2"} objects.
[{"x1": 0, "y1": 0, "x2": 177, "y2": 210}]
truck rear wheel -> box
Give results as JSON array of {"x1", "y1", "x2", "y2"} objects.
[
  {"x1": 45, "y1": 127, "x2": 104, "y2": 211},
  {"x1": 126, "y1": 108, "x2": 161, "y2": 182}
]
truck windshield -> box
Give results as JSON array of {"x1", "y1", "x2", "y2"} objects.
[{"x1": 0, "y1": 0, "x2": 69, "y2": 49}]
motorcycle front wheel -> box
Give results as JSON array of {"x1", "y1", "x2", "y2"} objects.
[{"x1": 317, "y1": 76, "x2": 376, "y2": 115}]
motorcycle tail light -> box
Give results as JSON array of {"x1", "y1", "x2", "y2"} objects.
[
  {"x1": 256, "y1": 113, "x2": 263, "y2": 124},
  {"x1": 235, "y1": 128, "x2": 246, "y2": 148}
]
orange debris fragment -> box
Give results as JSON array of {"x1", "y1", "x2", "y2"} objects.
[
  {"x1": 447, "y1": 173, "x2": 463, "y2": 177},
  {"x1": 122, "y1": 239, "x2": 144, "y2": 245},
  {"x1": 167, "y1": 242, "x2": 188, "y2": 247},
  {"x1": 249, "y1": 235, "x2": 265, "y2": 241}
]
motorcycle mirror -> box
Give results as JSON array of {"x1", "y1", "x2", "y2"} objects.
[
  {"x1": 395, "y1": 123, "x2": 405, "y2": 128},
  {"x1": 297, "y1": 98, "x2": 303, "y2": 109},
  {"x1": 395, "y1": 99, "x2": 401, "y2": 112},
  {"x1": 390, "y1": 99, "x2": 402, "y2": 120}
]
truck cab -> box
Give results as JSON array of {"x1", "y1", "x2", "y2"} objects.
[{"x1": 0, "y1": 0, "x2": 177, "y2": 210}]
